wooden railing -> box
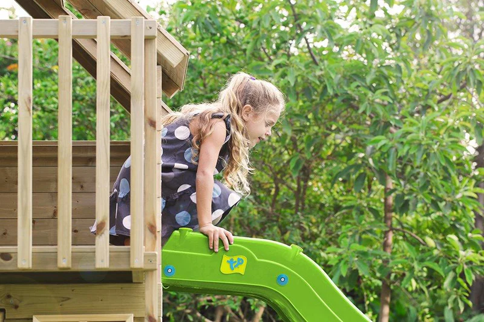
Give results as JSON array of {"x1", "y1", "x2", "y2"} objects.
[{"x1": 0, "y1": 17, "x2": 161, "y2": 272}]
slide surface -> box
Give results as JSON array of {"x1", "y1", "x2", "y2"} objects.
[{"x1": 162, "y1": 228, "x2": 371, "y2": 322}]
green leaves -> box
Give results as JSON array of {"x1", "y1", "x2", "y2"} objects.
[
  {"x1": 288, "y1": 68, "x2": 296, "y2": 87},
  {"x1": 356, "y1": 260, "x2": 370, "y2": 276},
  {"x1": 162, "y1": 0, "x2": 484, "y2": 319},
  {"x1": 331, "y1": 164, "x2": 362, "y2": 187},
  {"x1": 2, "y1": 0, "x2": 482, "y2": 321},
  {"x1": 444, "y1": 271, "x2": 456, "y2": 290},
  {"x1": 446, "y1": 235, "x2": 462, "y2": 252},
  {"x1": 423, "y1": 261, "x2": 445, "y2": 278},
  {"x1": 444, "y1": 307, "x2": 455, "y2": 322},
  {"x1": 369, "y1": 0, "x2": 378, "y2": 17},
  {"x1": 464, "y1": 267, "x2": 474, "y2": 285},
  {"x1": 354, "y1": 172, "x2": 366, "y2": 193},
  {"x1": 387, "y1": 147, "x2": 397, "y2": 173},
  {"x1": 289, "y1": 154, "x2": 304, "y2": 177}
]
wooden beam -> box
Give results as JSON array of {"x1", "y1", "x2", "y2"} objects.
[
  {"x1": 14, "y1": 0, "x2": 174, "y2": 110},
  {"x1": 144, "y1": 48, "x2": 158, "y2": 254},
  {"x1": 0, "y1": 141, "x2": 130, "y2": 167},
  {"x1": 52, "y1": 0, "x2": 64, "y2": 7},
  {"x1": 130, "y1": 17, "x2": 144, "y2": 269},
  {"x1": 95, "y1": 16, "x2": 111, "y2": 269},
  {"x1": 33, "y1": 314, "x2": 134, "y2": 322},
  {"x1": 101, "y1": 0, "x2": 187, "y2": 66},
  {"x1": 144, "y1": 42, "x2": 159, "y2": 320},
  {"x1": 157, "y1": 66, "x2": 163, "y2": 320},
  {"x1": 0, "y1": 19, "x2": 157, "y2": 38},
  {"x1": 57, "y1": 15, "x2": 73, "y2": 269},
  {"x1": 0, "y1": 219, "x2": 98, "y2": 245},
  {"x1": 0, "y1": 283, "x2": 145, "y2": 318},
  {"x1": 67, "y1": 0, "x2": 188, "y2": 97},
  {"x1": 0, "y1": 246, "x2": 157, "y2": 272},
  {"x1": 132, "y1": 271, "x2": 144, "y2": 283},
  {"x1": 17, "y1": 16, "x2": 33, "y2": 270},
  {"x1": 0, "y1": 192, "x2": 99, "y2": 219},
  {"x1": 0, "y1": 167, "x2": 119, "y2": 193}
]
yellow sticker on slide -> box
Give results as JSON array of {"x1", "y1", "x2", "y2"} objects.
[{"x1": 220, "y1": 255, "x2": 247, "y2": 275}]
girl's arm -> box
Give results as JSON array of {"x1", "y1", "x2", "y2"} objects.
[{"x1": 196, "y1": 119, "x2": 234, "y2": 252}]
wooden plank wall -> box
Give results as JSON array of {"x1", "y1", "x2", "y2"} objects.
[
  {"x1": 0, "y1": 142, "x2": 130, "y2": 246},
  {"x1": 0, "y1": 284, "x2": 145, "y2": 319}
]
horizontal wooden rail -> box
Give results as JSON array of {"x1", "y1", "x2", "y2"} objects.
[
  {"x1": 0, "y1": 19, "x2": 157, "y2": 39},
  {"x1": 0, "y1": 141, "x2": 130, "y2": 167},
  {"x1": 0, "y1": 246, "x2": 157, "y2": 272}
]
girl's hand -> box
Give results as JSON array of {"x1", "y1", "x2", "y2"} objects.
[{"x1": 199, "y1": 224, "x2": 234, "y2": 252}]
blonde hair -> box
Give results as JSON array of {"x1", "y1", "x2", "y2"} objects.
[{"x1": 161, "y1": 72, "x2": 285, "y2": 195}]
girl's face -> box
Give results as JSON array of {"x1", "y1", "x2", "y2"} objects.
[{"x1": 242, "y1": 105, "x2": 281, "y2": 148}]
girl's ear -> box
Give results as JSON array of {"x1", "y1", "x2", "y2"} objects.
[{"x1": 241, "y1": 104, "x2": 253, "y2": 122}]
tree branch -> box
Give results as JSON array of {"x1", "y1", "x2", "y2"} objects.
[
  {"x1": 392, "y1": 227, "x2": 428, "y2": 246},
  {"x1": 261, "y1": 160, "x2": 296, "y2": 193},
  {"x1": 437, "y1": 82, "x2": 467, "y2": 104},
  {"x1": 261, "y1": 46, "x2": 273, "y2": 62},
  {"x1": 187, "y1": 309, "x2": 213, "y2": 322},
  {"x1": 286, "y1": 0, "x2": 319, "y2": 66},
  {"x1": 0, "y1": 54, "x2": 17, "y2": 61},
  {"x1": 252, "y1": 305, "x2": 266, "y2": 322}
]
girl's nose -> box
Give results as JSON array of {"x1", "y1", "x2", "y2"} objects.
[{"x1": 266, "y1": 128, "x2": 272, "y2": 136}]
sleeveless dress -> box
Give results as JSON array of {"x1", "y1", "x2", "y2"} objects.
[{"x1": 90, "y1": 113, "x2": 242, "y2": 245}]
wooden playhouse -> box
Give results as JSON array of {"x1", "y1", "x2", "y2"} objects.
[{"x1": 0, "y1": 0, "x2": 189, "y2": 321}]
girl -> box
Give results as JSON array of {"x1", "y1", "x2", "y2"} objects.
[{"x1": 91, "y1": 72, "x2": 284, "y2": 252}]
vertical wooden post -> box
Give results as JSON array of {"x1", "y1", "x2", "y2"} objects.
[
  {"x1": 57, "y1": 15, "x2": 73, "y2": 269},
  {"x1": 156, "y1": 66, "x2": 163, "y2": 320},
  {"x1": 144, "y1": 26, "x2": 158, "y2": 320},
  {"x1": 130, "y1": 17, "x2": 145, "y2": 269},
  {"x1": 95, "y1": 16, "x2": 111, "y2": 269},
  {"x1": 17, "y1": 16, "x2": 33, "y2": 270}
]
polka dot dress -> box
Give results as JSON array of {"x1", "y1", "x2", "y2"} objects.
[{"x1": 90, "y1": 113, "x2": 242, "y2": 245}]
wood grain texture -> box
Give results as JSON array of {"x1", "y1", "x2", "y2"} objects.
[
  {"x1": 130, "y1": 17, "x2": 144, "y2": 269},
  {"x1": 0, "y1": 246, "x2": 157, "y2": 272},
  {"x1": 12, "y1": 0, "x2": 174, "y2": 109},
  {"x1": 144, "y1": 41, "x2": 159, "y2": 320},
  {"x1": 32, "y1": 314, "x2": 133, "y2": 322},
  {"x1": 0, "y1": 193, "x2": 98, "y2": 219},
  {"x1": 17, "y1": 16, "x2": 33, "y2": 269},
  {"x1": 0, "y1": 19, "x2": 157, "y2": 39},
  {"x1": 57, "y1": 15, "x2": 73, "y2": 269},
  {"x1": 157, "y1": 66, "x2": 163, "y2": 320},
  {"x1": 0, "y1": 219, "x2": 96, "y2": 246},
  {"x1": 0, "y1": 141, "x2": 130, "y2": 167},
  {"x1": 95, "y1": 16, "x2": 111, "y2": 269},
  {"x1": 0, "y1": 167, "x2": 119, "y2": 193},
  {"x1": 0, "y1": 283, "x2": 145, "y2": 318},
  {"x1": 67, "y1": 0, "x2": 188, "y2": 97}
]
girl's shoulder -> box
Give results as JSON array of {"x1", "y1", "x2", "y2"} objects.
[{"x1": 188, "y1": 113, "x2": 231, "y2": 139}]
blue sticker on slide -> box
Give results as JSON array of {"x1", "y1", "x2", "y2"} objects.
[
  {"x1": 277, "y1": 274, "x2": 289, "y2": 286},
  {"x1": 164, "y1": 265, "x2": 176, "y2": 277}
]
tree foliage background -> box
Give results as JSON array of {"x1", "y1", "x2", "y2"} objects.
[{"x1": 1, "y1": 0, "x2": 484, "y2": 321}]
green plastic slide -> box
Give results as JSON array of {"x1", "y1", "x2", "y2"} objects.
[{"x1": 162, "y1": 228, "x2": 372, "y2": 322}]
